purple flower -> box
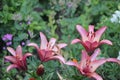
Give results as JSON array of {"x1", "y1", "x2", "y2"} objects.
[
  {"x1": 21, "y1": 42, "x2": 25, "y2": 46},
  {"x1": 6, "y1": 42, "x2": 12, "y2": 46},
  {"x1": 27, "y1": 21, "x2": 31, "y2": 25},
  {"x1": 2, "y1": 34, "x2": 13, "y2": 41}
]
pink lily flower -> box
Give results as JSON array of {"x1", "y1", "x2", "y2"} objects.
[
  {"x1": 66, "y1": 48, "x2": 120, "y2": 80},
  {"x1": 27, "y1": 32, "x2": 67, "y2": 63},
  {"x1": 71, "y1": 25, "x2": 112, "y2": 53},
  {"x1": 5, "y1": 45, "x2": 32, "y2": 72}
]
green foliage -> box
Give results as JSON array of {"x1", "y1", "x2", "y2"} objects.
[{"x1": 0, "y1": 0, "x2": 120, "y2": 80}]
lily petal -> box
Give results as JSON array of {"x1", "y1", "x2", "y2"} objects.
[
  {"x1": 48, "y1": 38, "x2": 56, "y2": 49},
  {"x1": 23, "y1": 53, "x2": 32, "y2": 66},
  {"x1": 57, "y1": 43, "x2": 67, "y2": 49},
  {"x1": 7, "y1": 64, "x2": 19, "y2": 72},
  {"x1": 48, "y1": 55, "x2": 66, "y2": 64},
  {"x1": 76, "y1": 25, "x2": 88, "y2": 41},
  {"x1": 89, "y1": 25, "x2": 94, "y2": 33},
  {"x1": 27, "y1": 43, "x2": 39, "y2": 50},
  {"x1": 23, "y1": 53, "x2": 32, "y2": 60},
  {"x1": 80, "y1": 50, "x2": 89, "y2": 69},
  {"x1": 89, "y1": 72, "x2": 103, "y2": 80},
  {"x1": 81, "y1": 50, "x2": 89, "y2": 63},
  {"x1": 94, "y1": 26, "x2": 107, "y2": 42},
  {"x1": 106, "y1": 58, "x2": 120, "y2": 65},
  {"x1": 65, "y1": 61, "x2": 79, "y2": 68},
  {"x1": 40, "y1": 32, "x2": 48, "y2": 49},
  {"x1": 90, "y1": 48, "x2": 101, "y2": 61},
  {"x1": 99, "y1": 39, "x2": 112, "y2": 46},
  {"x1": 90, "y1": 59, "x2": 107, "y2": 72},
  {"x1": 71, "y1": 39, "x2": 82, "y2": 44},
  {"x1": 5, "y1": 56, "x2": 16, "y2": 63},
  {"x1": 7, "y1": 47, "x2": 16, "y2": 56},
  {"x1": 16, "y1": 45, "x2": 23, "y2": 59}
]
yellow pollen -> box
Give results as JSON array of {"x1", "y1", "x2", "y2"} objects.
[{"x1": 72, "y1": 59, "x2": 78, "y2": 63}]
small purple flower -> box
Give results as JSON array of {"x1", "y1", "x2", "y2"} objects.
[
  {"x1": 27, "y1": 21, "x2": 31, "y2": 25},
  {"x1": 3, "y1": 47, "x2": 6, "y2": 50},
  {"x1": 2, "y1": 34, "x2": 13, "y2": 41},
  {"x1": 6, "y1": 42, "x2": 12, "y2": 46},
  {"x1": 21, "y1": 42, "x2": 25, "y2": 46}
]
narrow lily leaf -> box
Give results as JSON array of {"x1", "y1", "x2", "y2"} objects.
[
  {"x1": 7, "y1": 47, "x2": 16, "y2": 56},
  {"x1": 40, "y1": 32, "x2": 48, "y2": 49}
]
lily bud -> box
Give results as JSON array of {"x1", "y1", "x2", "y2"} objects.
[
  {"x1": 29, "y1": 78, "x2": 36, "y2": 80},
  {"x1": 36, "y1": 64, "x2": 44, "y2": 76}
]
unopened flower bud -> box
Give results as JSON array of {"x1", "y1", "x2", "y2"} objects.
[
  {"x1": 29, "y1": 78, "x2": 36, "y2": 80},
  {"x1": 36, "y1": 64, "x2": 44, "y2": 76}
]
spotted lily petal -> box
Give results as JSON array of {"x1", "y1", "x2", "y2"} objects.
[
  {"x1": 7, "y1": 47, "x2": 16, "y2": 56},
  {"x1": 94, "y1": 26, "x2": 107, "y2": 42},
  {"x1": 16, "y1": 45, "x2": 23, "y2": 59},
  {"x1": 89, "y1": 72, "x2": 103, "y2": 80},
  {"x1": 81, "y1": 50, "x2": 89, "y2": 63},
  {"x1": 5, "y1": 56, "x2": 16, "y2": 63},
  {"x1": 7, "y1": 64, "x2": 19, "y2": 72},
  {"x1": 90, "y1": 59, "x2": 107, "y2": 72},
  {"x1": 90, "y1": 48, "x2": 101, "y2": 61},
  {"x1": 99, "y1": 39, "x2": 112, "y2": 45},
  {"x1": 71, "y1": 39, "x2": 82, "y2": 44},
  {"x1": 80, "y1": 50, "x2": 89, "y2": 69},
  {"x1": 76, "y1": 25, "x2": 88, "y2": 41},
  {"x1": 40, "y1": 32, "x2": 48, "y2": 49}
]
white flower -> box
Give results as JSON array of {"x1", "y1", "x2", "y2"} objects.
[
  {"x1": 110, "y1": 10, "x2": 120, "y2": 23},
  {"x1": 115, "y1": 10, "x2": 120, "y2": 18},
  {"x1": 117, "y1": 51, "x2": 120, "y2": 60}
]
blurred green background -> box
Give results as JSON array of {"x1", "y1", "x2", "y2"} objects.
[{"x1": 0, "y1": 0, "x2": 120, "y2": 80}]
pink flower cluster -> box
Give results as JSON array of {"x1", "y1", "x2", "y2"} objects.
[{"x1": 5, "y1": 25, "x2": 120, "y2": 80}]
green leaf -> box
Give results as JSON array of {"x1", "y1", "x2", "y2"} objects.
[{"x1": 18, "y1": 33, "x2": 28, "y2": 40}]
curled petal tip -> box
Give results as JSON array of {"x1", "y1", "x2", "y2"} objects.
[
  {"x1": 7, "y1": 64, "x2": 18, "y2": 72},
  {"x1": 71, "y1": 39, "x2": 81, "y2": 44},
  {"x1": 27, "y1": 43, "x2": 39, "y2": 49},
  {"x1": 100, "y1": 40, "x2": 113, "y2": 46},
  {"x1": 107, "y1": 58, "x2": 120, "y2": 65}
]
